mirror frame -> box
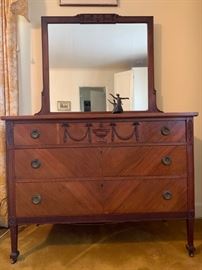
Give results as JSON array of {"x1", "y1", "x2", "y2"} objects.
[{"x1": 38, "y1": 14, "x2": 158, "y2": 114}]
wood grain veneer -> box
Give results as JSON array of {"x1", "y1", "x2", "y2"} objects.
[{"x1": 2, "y1": 112, "x2": 197, "y2": 262}]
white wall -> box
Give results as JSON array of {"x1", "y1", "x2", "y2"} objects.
[
  {"x1": 50, "y1": 68, "x2": 119, "y2": 112},
  {"x1": 114, "y1": 68, "x2": 148, "y2": 111},
  {"x1": 17, "y1": 16, "x2": 32, "y2": 114},
  {"x1": 18, "y1": 0, "x2": 202, "y2": 217},
  {"x1": 133, "y1": 67, "x2": 148, "y2": 111}
]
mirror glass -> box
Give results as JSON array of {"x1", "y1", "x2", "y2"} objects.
[{"x1": 48, "y1": 23, "x2": 148, "y2": 112}]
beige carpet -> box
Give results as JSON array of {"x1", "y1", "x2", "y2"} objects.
[{"x1": 1, "y1": 220, "x2": 202, "y2": 270}]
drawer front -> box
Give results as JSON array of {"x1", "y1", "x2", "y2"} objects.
[
  {"x1": 111, "y1": 120, "x2": 186, "y2": 143},
  {"x1": 15, "y1": 148, "x2": 102, "y2": 179},
  {"x1": 15, "y1": 178, "x2": 187, "y2": 217},
  {"x1": 15, "y1": 146, "x2": 187, "y2": 179},
  {"x1": 14, "y1": 123, "x2": 59, "y2": 145},
  {"x1": 60, "y1": 122, "x2": 139, "y2": 144},
  {"x1": 139, "y1": 121, "x2": 186, "y2": 143},
  {"x1": 103, "y1": 179, "x2": 187, "y2": 214},
  {"x1": 13, "y1": 120, "x2": 185, "y2": 146},
  {"x1": 16, "y1": 181, "x2": 103, "y2": 217},
  {"x1": 60, "y1": 120, "x2": 186, "y2": 144},
  {"x1": 103, "y1": 146, "x2": 187, "y2": 177}
]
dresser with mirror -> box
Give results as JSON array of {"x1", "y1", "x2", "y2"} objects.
[{"x1": 1, "y1": 14, "x2": 198, "y2": 263}]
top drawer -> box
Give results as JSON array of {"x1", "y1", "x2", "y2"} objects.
[
  {"x1": 13, "y1": 120, "x2": 186, "y2": 146},
  {"x1": 14, "y1": 123, "x2": 59, "y2": 145},
  {"x1": 139, "y1": 121, "x2": 186, "y2": 143},
  {"x1": 60, "y1": 120, "x2": 186, "y2": 144}
]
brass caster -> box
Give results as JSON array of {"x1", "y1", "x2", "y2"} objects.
[
  {"x1": 10, "y1": 250, "x2": 20, "y2": 264},
  {"x1": 186, "y1": 244, "x2": 196, "y2": 257}
]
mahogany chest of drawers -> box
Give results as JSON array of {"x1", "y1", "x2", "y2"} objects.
[{"x1": 2, "y1": 112, "x2": 197, "y2": 262}]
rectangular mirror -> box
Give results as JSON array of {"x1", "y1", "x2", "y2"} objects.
[
  {"x1": 48, "y1": 23, "x2": 148, "y2": 112},
  {"x1": 39, "y1": 15, "x2": 157, "y2": 114}
]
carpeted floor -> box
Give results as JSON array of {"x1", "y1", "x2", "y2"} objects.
[{"x1": 1, "y1": 220, "x2": 202, "y2": 270}]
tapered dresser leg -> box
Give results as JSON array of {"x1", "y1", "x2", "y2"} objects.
[
  {"x1": 186, "y1": 218, "x2": 195, "y2": 257},
  {"x1": 10, "y1": 225, "x2": 20, "y2": 264}
]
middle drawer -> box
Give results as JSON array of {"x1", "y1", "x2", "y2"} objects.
[
  {"x1": 14, "y1": 148, "x2": 102, "y2": 179},
  {"x1": 14, "y1": 145, "x2": 187, "y2": 179}
]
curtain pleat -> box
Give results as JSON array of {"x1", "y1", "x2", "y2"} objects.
[{"x1": 0, "y1": 0, "x2": 28, "y2": 227}]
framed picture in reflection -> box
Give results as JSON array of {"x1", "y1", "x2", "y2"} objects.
[{"x1": 60, "y1": 0, "x2": 118, "y2": 6}]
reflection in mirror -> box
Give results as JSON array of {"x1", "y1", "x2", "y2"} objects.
[
  {"x1": 80, "y1": 87, "x2": 106, "y2": 112},
  {"x1": 48, "y1": 23, "x2": 148, "y2": 112}
]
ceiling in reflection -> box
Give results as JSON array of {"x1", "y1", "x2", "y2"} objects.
[{"x1": 48, "y1": 23, "x2": 148, "y2": 69}]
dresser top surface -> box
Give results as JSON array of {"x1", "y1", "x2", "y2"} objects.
[{"x1": 1, "y1": 112, "x2": 198, "y2": 122}]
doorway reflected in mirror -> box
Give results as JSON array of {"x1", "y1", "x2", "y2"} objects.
[{"x1": 80, "y1": 87, "x2": 106, "y2": 112}]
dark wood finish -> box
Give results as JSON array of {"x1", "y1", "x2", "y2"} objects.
[
  {"x1": 14, "y1": 123, "x2": 59, "y2": 145},
  {"x1": 15, "y1": 179, "x2": 187, "y2": 217},
  {"x1": 38, "y1": 14, "x2": 157, "y2": 114},
  {"x1": 15, "y1": 148, "x2": 102, "y2": 178},
  {"x1": 10, "y1": 226, "x2": 19, "y2": 264},
  {"x1": 102, "y1": 146, "x2": 187, "y2": 176},
  {"x1": 1, "y1": 112, "x2": 197, "y2": 263},
  {"x1": 16, "y1": 181, "x2": 104, "y2": 216},
  {"x1": 14, "y1": 146, "x2": 187, "y2": 178},
  {"x1": 103, "y1": 179, "x2": 187, "y2": 214}
]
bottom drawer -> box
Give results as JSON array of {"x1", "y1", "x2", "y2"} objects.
[
  {"x1": 16, "y1": 181, "x2": 104, "y2": 217},
  {"x1": 103, "y1": 178, "x2": 187, "y2": 214},
  {"x1": 15, "y1": 179, "x2": 188, "y2": 217}
]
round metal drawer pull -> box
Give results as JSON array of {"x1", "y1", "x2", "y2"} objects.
[
  {"x1": 31, "y1": 159, "x2": 41, "y2": 169},
  {"x1": 31, "y1": 194, "x2": 42, "y2": 205},
  {"x1": 161, "y1": 156, "x2": 172, "y2": 166},
  {"x1": 162, "y1": 191, "x2": 173, "y2": 200},
  {"x1": 161, "y1": 126, "x2": 170, "y2": 136},
  {"x1": 31, "y1": 129, "x2": 40, "y2": 139}
]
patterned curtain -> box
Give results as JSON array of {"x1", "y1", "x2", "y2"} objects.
[{"x1": 0, "y1": 0, "x2": 28, "y2": 227}]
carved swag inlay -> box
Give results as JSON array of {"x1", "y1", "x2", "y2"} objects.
[
  {"x1": 61, "y1": 122, "x2": 140, "y2": 143},
  {"x1": 62, "y1": 123, "x2": 92, "y2": 143},
  {"x1": 92, "y1": 123, "x2": 110, "y2": 143},
  {"x1": 111, "y1": 122, "x2": 140, "y2": 142}
]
